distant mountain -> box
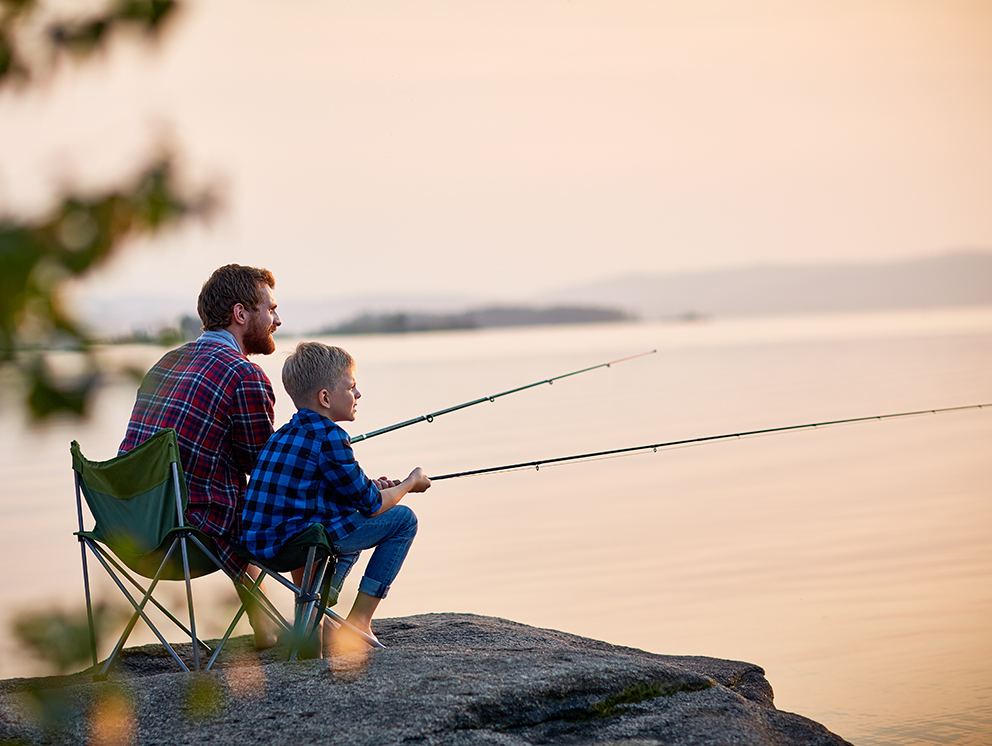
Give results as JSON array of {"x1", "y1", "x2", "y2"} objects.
[
  {"x1": 77, "y1": 251, "x2": 992, "y2": 338},
  {"x1": 538, "y1": 251, "x2": 992, "y2": 318}
]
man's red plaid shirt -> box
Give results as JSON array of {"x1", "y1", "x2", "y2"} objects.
[{"x1": 119, "y1": 336, "x2": 276, "y2": 577}]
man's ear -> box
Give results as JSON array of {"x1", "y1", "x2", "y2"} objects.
[{"x1": 232, "y1": 302, "x2": 249, "y2": 326}]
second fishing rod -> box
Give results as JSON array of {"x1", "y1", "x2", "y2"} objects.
[
  {"x1": 350, "y1": 349, "x2": 657, "y2": 444},
  {"x1": 426, "y1": 403, "x2": 992, "y2": 481}
]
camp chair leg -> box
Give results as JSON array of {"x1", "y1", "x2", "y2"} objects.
[
  {"x1": 78, "y1": 538, "x2": 100, "y2": 669},
  {"x1": 205, "y1": 572, "x2": 289, "y2": 670},
  {"x1": 178, "y1": 534, "x2": 200, "y2": 671},
  {"x1": 169, "y1": 464, "x2": 203, "y2": 672},
  {"x1": 297, "y1": 557, "x2": 332, "y2": 656},
  {"x1": 87, "y1": 542, "x2": 191, "y2": 677},
  {"x1": 316, "y1": 608, "x2": 386, "y2": 650},
  {"x1": 288, "y1": 567, "x2": 385, "y2": 654},
  {"x1": 187, "y1": 533, "x2": 292, "y2": 636},
  {"x1": 231, "y1": 527, "x2": 386, "y2": 660},
  {"x1": 183, "y1": 533, "x2": 293, "y2": 670},
  {"x1": 188, "y1": 532, "x2": 294, "y2": 635},
  {"x1": 90, "y1": 538, "x2": 207, "y2": 647},
  {"x1": 75, "y1": 476, "x2": 100, "y2": 670},
  {"x1": 233, "y1": 567, "x2": 301, "y2": 640},
  {"x1": 288, "y1": 547, "x2": 322, "y2": 661},
  {"x1": 206, "y1": 575, "x2": 263, "y2": 670},
  {"x1": 306, "y1": 555, "x2": 384, "y2": 651},
  {"x1": 310, "y1": 559, "x2": 383, "y2": 651},
  {"x1": 89, "y1": 540, "x2": 211, "y2": 653},
  {"x1": 247, "y1": 564, "x2": 385, "y2": 658}
]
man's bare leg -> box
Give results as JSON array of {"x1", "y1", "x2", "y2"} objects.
[{"x1": 244, "y1": 565, "x2": 279, "y2": 649}]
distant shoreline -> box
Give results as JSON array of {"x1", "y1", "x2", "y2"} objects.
[{"x1": 317, "y1": 304, "x2": 635, "y2": 335}]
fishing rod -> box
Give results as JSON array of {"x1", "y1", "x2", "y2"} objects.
[
  {"x1": 428, "y1": 403, "x2": 991, "y2": 480},
  {"x1": 351, "y1": 349, "x2": 657, "y2": 444}
]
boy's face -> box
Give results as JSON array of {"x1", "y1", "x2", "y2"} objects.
[{"x1": 323, "y1": 366, "x2": 360, "y2": 422}]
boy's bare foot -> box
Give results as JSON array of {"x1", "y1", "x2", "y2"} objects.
[{"x1": 323, "y1": 619, "x2": 378, "y2": 656}]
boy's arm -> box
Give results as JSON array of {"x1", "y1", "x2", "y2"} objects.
[{"x1": 371, "y1": 467, "x2": 431, "y2": 517}]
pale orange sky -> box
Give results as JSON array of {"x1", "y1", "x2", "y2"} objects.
[{"x1": 2, "y1": 0, "x2": 991, "y2": 308}]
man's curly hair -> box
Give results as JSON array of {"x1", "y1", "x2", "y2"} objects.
[{"x1": 197, "y1": 264, "x2": 275, "y2": 331}]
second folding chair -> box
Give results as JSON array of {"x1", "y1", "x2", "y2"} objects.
[{"x1": 231, "y1": 523, "x2": 385, "y2": 660}]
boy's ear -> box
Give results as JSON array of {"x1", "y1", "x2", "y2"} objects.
[{"x1": 316, "y1": 388, "x2": 331, "y2": 408}]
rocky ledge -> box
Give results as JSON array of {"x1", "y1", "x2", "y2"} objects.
[{"x1": 0, "y1": 613, "x2": 851, "y2": 745}]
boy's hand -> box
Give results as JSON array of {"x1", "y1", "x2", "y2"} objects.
[
  {"x1": 373, "y1": 476, "x2": 398, "y2": 489},
  {"x1": 406, "y1": 467, "x2": 431, "y2": 493},
  {"x1": 372, "y1": 468, "x2": 431, "y2": 515}
]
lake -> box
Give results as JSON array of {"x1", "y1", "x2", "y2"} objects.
[{"x1": 1, "y1": 307, "x2": 990, "y2": 745}]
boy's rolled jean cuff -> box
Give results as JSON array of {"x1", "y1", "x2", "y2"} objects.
[{"x1": 357, "y1": 577, "x2": 390, "y2": 599}]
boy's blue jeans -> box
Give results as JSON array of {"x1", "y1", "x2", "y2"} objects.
[{"x1": 328, "y1": 505, "x2": 418, "y2": 602}]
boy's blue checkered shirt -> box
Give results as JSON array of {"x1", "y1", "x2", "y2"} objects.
[{"x1": 241, "y1": 408, "x2": 382, "y2": 559}]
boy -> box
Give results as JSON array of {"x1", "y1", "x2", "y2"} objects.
[{"x1": 241, "y1": 341, "x2": 430, "y2": 648}]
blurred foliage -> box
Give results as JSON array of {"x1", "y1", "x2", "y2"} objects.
[
  {"x1": 2, "y1": 10, "x2": 221, "y2": 739},
  {"x1": 11, "y1": 603, "x2": 127, "y2": 675},
  {"x1": 8, "y1": 682, "x2": 82, "y2": 740},
  {"x1": 7, "y1": 676, "x2": 135, "y2": 744},
  {"x1": 0, "y1": 157, "x2": 214, "y2": 419},
  {"x1": 1, "y1": 0, "x2": 179, "y2": 88},
  {"x1": 0, "y1": 0, "x2": 214, "y2": 419},
  {"x1": 184, "y1": 673, "x2": 225, "y2": 721}
]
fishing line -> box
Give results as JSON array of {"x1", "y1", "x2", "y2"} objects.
[
  {"x1": 428, "y1": 402, "x2": 991, "y2": 481},
  {"x1": 351, "y1": 349, "x2": 657, "y2": 444}
]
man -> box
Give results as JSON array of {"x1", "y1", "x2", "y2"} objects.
[{"x1": 119, "y1": 264, "x2": 281, "y2": 647}]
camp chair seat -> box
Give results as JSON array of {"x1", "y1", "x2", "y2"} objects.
[{"x1": 75, "y1": 525, "x2": 222, "y2": 580}]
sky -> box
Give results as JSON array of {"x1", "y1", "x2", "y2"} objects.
[{"x1": 2, "y1": 0, "x2": 991, "y2": 314}]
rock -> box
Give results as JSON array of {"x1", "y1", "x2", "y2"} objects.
[{"x1": 0, "y1": 613, "x2": 851, "y2": 745}]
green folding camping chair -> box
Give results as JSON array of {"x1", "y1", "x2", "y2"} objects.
[
  {"x1": 232, "y1": 524, "x2": 385, "y2": 660},
  {"x1": 72, "y1": 428, "x2": 290, "y2": 678}
]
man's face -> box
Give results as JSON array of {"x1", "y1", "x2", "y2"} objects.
[
  {"x1": 325, "y1": 367, "x2": 361, "y2": 422},
  {"x1": 242, "y1": 284, "x2": 281, "y2": 356}
]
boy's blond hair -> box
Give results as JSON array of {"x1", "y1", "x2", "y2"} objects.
[{"x1": 282, "y1": 342, "x2": 355, "y2": 409}]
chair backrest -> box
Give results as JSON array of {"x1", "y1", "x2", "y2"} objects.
[{"x1": 72, "y1": 428, "x2": 189, "y2": 568}]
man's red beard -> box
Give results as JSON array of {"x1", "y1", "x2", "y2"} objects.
[{"x1": 243, "y1": 314, "x2": 276, "y2": 355}]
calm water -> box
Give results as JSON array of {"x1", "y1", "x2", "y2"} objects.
[{"x1": 2, "y1": 308, "x2": 990, "y2": 746}]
